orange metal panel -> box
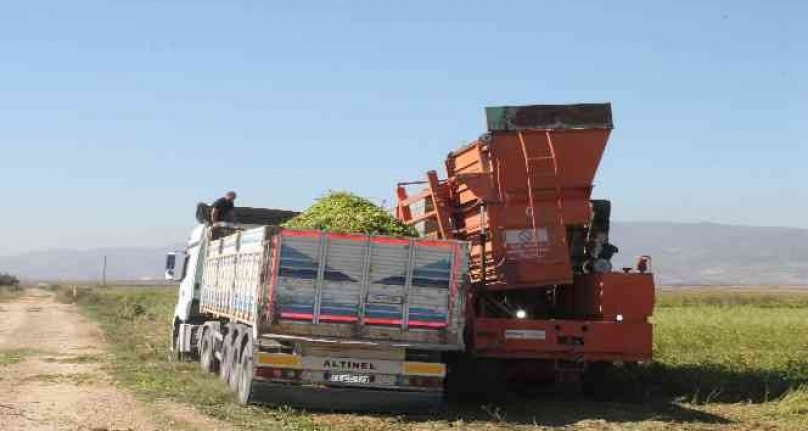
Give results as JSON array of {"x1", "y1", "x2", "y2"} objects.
[
  {"x1": 561, "y1": 273, "x2": 655, "y2": 322},
  {"x1": 396, "y1": 126, "x2": 613, "y2": 289},
  {"x1": 397, "y1": 104, "x2": 623, "y2": 286},
  {"x1": 471, "y1": 318, "x2": 652, "y2": 361},
  {"x1": 440, "y1": 126, "x2": 611, "y2": 289}
]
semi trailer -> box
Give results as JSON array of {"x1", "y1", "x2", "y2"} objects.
[
  {"x1": 166, "y1": 206, "x2": 468, "y2": 410},
  {"x1": 395, "y1": 103, "x2": 655, "y2": 392}
]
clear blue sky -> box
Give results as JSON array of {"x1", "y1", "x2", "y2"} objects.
[{"x1": 1, "y1": 0, "x2": 806, "y2": 255}]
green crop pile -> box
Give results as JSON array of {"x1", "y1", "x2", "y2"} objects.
[{"x1": 282, "y1": 191, "x2": 418, "y2": 237}]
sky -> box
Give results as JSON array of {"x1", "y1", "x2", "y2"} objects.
[{"x1": 1, "y1": 0, "x2": 806, "y2": 255}]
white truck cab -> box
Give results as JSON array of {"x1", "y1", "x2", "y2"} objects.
[{"x1": 166, "y1": 223, "x2": 205, "y2": 322}]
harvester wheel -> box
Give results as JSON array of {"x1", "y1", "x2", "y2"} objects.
[
  {"x1": 582, "y1": 361, "x2": 613, "y2": 399},
  {"x1": 447, "y1": 357, "x2": 505, "y2": 402}
]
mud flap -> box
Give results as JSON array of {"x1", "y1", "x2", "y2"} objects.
[{"x1": 177, "y1": 323, "x2": 200, "y2": 355}]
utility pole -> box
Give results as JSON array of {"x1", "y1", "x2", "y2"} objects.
[{"x1": 101, "y1": 255, "x2": 107, "y2": 287}]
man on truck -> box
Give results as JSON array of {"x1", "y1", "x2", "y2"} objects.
[
  {"x1": 211, "y1": 191, "x2": 237, "y2": 223},
  {"x1": 210, "y1": 191, "x2": 237, "y2": 240}
]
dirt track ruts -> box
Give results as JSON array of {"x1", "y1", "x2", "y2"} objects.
[{"x1": 0, "y1": 289, "x2": 225, "y2": 431}]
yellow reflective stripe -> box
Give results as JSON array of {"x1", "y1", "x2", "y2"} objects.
[
  {"x1": 256, "y1": 353, "x2": 301, "y2": 369},
  {"x1": 402, "y1": 362, "x2": 446, "y2": 377}
]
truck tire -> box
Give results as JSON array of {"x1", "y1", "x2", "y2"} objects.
[
  {"x1": 236, "y1": 341, "x2": 255, "y2": 405},
  {"x1": 219, "y1": 328, "x2": 235, "y2": 383},
  {"x1": 199, "y1": 327, "x2": 218, "y2": 373},
  {"x1": 229, "y1": 331, "x2": 248, "y2": 391},
  {"x1": 170, "y1": 320, "x2": 184, "y2": 361}
]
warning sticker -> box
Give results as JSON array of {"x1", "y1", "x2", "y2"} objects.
[
  {"x1": 504, "y1": 228, "x2": 551, "y2": 260},
  {"x1": 504, "y1": 329, "x2": 546, "y2": 340}
]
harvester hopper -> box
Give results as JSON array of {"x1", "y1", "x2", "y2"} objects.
[{"x1": 398, "y1": 103, "x2": 614, "y2": 289}]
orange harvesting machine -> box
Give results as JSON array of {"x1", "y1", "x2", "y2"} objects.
[{"x1": 396, "y1": 103, "x2": 654, "y2": 384}]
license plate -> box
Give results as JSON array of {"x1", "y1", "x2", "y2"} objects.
[{"x1": 328, "y1": 373, "x2": 371, "y2": 384}]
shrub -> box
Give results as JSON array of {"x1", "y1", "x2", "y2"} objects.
[{"x1": 0, "y1": 272, "x2": 20, "y2": 291}]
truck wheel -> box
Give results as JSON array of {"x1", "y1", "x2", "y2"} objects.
[
  {"x1": 229, "y1": 331, "x2": 248, "y2": 391},
  {"x1": 219, "y1": 329, "x2": 235, "y2": 383},
  {"x1": 237, "y1": 342, "x2": 255, "y2": 405},
  {"x1": 199, "y1": 327, "x2": 218, "y2": 373},
  {"x1": 170, "y1": 320, "x2": 183, "y2": 361}
]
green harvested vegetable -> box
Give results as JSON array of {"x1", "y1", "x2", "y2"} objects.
[{"x1": 282, "y1": 192, "x2": 418, "y2": 237}]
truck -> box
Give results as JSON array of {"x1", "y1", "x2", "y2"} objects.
[
  {"x1": 395, "y1": 103, "x2": 655, "y2": 394},
  {"x1": 166, "y1": 205, "x2": 469, "y2": 410}
]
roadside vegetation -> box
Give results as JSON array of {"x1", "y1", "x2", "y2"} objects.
[
  {"x1": 0, "y1": 272, "x2": 22, "y2": 301},
  {"x1": 0, "y1": 272, "x2": 20, "y2": 288},
  {"x1": 59, "y1": 286, "x2": 808, "y2": 430},
  {"x1": 0, "y1": 349, "x2": 39, "y2": 366}
]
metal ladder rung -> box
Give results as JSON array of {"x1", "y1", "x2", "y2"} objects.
[
  {"x1": 517, "y1": 129, "x2": 569, "y2": 265},
  {"x1": 529, "y1": 173, "x2": 560, "y2": 180}
]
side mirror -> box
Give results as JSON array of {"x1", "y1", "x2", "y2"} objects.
[{"x1": 165, "y1": 252, "x2": 187, "y2": 281}]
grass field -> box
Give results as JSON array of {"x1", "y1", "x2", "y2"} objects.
[{"x1": 62, "y1": 286, "x2": 808, "y2": 430}]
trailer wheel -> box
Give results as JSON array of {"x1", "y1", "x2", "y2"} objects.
[
  {"x1": 199, "y1": 327, "x2": 218, "y2": 373},
  {"x1": 229, "y1": 331, "x2": 248, "y2": 391},
  {"x1": 219, "y1": 328, "x2": 235, "y2": 383},
  {"x1": 237, "y1": 341, "x2": 255, "y2": 405}
]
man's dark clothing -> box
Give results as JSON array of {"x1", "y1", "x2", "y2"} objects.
[{"x1": 211, "y1": 197, "x2": 235, "y2": 223}]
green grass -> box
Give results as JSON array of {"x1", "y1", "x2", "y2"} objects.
[
  {"x1": 42, "y1": 353, "x2": 103, "y2": 364},
  {"x1": 64, "y1": 286, "x2": 808, "y2": 430},
  {"x1": 651, "y1": 300, "x2": 807, "y2": 403},
  {"x1": 25, "y1": 372, "x2": 100, "y2": 385},
  {"x1": 0, "y1": 349, "x2": 39, "y2": 366},
  {"x1": 657, "y1": 290, "x2": 808, "y2": 308}
]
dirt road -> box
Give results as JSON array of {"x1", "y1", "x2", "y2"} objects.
[{"x1": 0, "y1": 290, "x2": 222, "y2": 431}]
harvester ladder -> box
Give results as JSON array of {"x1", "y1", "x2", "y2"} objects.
[
  {"x1": 395, "y1": 170, "x2": 451, "y2": 239},
  {"x1": 516, "y1": 130, "x2": 567, "y2": 261}
]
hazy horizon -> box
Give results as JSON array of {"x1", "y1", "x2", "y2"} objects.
[
  {"x1": 5, "y1": 220, "x2": 807, "y2": 286},
  {"x1": 3, "y1": 218, "x2": 807, "y2": 258}
]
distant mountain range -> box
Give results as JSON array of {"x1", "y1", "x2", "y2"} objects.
[
  {"x1": 609, "y1": 222, "x2": 808, "y2": 286},
  {"x1": 0, "y1": 246, "x2": 182, "y2": 282},
  {"x1": 2, "y1": 222, "x2": 806, "y2": 286}
]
